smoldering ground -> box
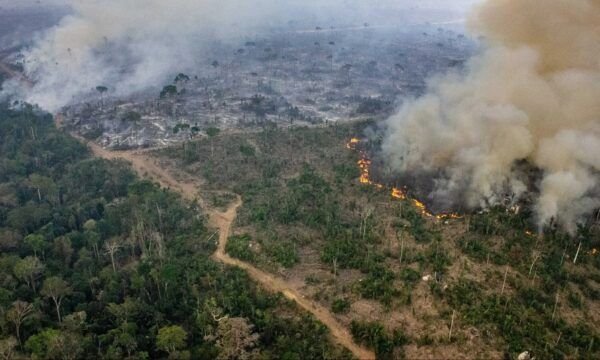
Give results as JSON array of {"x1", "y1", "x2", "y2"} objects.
[{"x1": 381, "y1": 0, "x2": 600, "y2": 233}]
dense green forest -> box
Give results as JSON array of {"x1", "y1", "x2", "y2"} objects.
[{"x1": 0, "y1": 103, "x2": 351, "y2": 359}]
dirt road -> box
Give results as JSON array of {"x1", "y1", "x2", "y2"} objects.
[{"x1": 79, "y1": 138, "x2": 375, "y2": 360}]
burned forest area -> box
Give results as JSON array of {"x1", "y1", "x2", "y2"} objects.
[
  {"x1": 58, "y1": 26, "x2": 472, "y2": 150},
  {"x1": 0, "y1": 2, "x2": 599, "y2": 360}
]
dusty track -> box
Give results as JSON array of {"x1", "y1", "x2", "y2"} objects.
[{"x1": 77, "y1": 138, "x2": 375, "y2": 360}]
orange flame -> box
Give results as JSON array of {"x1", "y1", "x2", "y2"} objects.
[
  {"x1": 357, "y1": 158, "x2": 371, "y2": 184},
  {"x1": 412, "y1": 198, "x2": 430, "y2": 217},
  {"x1": 391, "y1": 187, "x2": 406, "y2": 200},
  {"x1": 347, "y1": 138, "x2": 462, "y2": 220},
  {"x1": 346, "y1": 137, "x2": 361, "y2": 149}
]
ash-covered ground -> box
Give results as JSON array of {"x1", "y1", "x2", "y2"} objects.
[
  {"x1": 55, "y1": 26, "x2": 475, "y2": 149},
  {"x1": 0, "y1": 3, "x2": 476, "y2": 150}
]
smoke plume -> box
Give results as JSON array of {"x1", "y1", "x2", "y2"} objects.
[
  {"x1": 3, "y1": 0, "x2": 474, "y2": 111},
  {"x1": 8, "y1": 0, "x2": 284, "y2": 111},
  {"x1": 382, "y1": 0, "x2": 600, "y2": 232}
]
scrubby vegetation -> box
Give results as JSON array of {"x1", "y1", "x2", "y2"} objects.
[
  {"x1": 0, "y1": 104, "x2": 351, "y2": 359},
  {"x1": 160, "y1": 121, "x2": 600, "y2": 359},
  {"x1": 350, "y1": 320, "x2": 408, "y2": 359}
]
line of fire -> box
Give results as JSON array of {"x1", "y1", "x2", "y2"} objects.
[
  {"x1": 347, "y1": 137, "x2": 598, "y2": 256},
  {"x1": 346, "y1": 137, "x2": 461, "y2": 221}
]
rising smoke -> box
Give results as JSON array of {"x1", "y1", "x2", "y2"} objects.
[
  {"x1": 382, "y1": 0, "x2": 600, "y2": 232},
  {"x1": 6, "y1": 0, "x2": 282, "y2": 111},
  {"x1": 2, "y1": 0, "x2": 475, "y2": 112}
]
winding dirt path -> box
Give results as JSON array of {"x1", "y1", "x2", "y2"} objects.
[{"x1": 78, "y1": 138, "x2": 375, "y2": 360}]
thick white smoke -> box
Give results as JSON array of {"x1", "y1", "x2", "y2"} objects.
[
  {"x1": 11, "y1": 0, "x2": 284, "y2": 111},
  {"x1": 382, "y1": 0, "x2": 600, "y2": 232}
]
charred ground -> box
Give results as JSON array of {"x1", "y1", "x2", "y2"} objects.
[{"x1": 54, "y1": 26, "x2": 474, "y2": 149}]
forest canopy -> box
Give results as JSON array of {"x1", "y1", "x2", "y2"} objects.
[{"x1": 0, "y1": 103, "x2": 349, "y2": 359}]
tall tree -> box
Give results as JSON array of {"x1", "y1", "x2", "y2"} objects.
[
  {"x1": 156, "y1": 325, "x2": 187, "y2": 356},
  {"x1": 23, "y1": 234, "x2": 45, "y2": 259},
  {"x1": 213, "y1": 317, "x2": 259, "y2": 360},
  {"x1": 104, "y1": 237, "x2": 122, "y2": 273},
  {"x1": 7, "y1": 301, "x2": 34, "y2": 347},
  {"x1": 27, "y1": 174, "x2": 56, "y2": 204},
  {"x1": 13, "y1": 256, "x2": 44, "y2": 293},
  {"x1": 40, "y1": 277, "x2": 71, "y2": 323}
]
